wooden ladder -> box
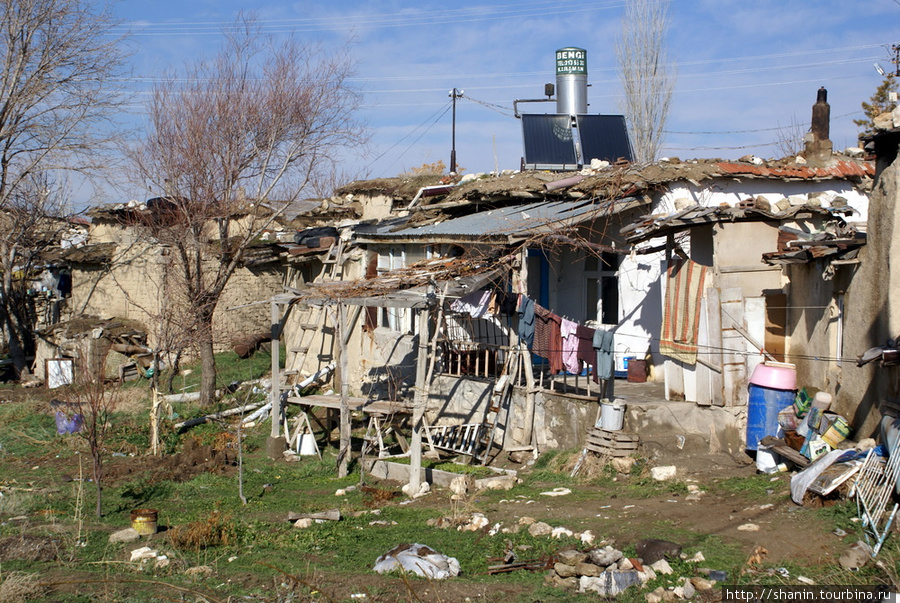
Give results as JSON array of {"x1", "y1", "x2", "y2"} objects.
[
  {"x1": 285, "y1": 238, "x2": 346, "y2": 383},
  {"x1": 475, "y1": 347, "x2": 521, "y2": 465}
]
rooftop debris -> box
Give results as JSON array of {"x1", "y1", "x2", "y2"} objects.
[
  {"x1": 622, "y1": 203, "x2": 856, "y2": 246},
  {"x1": 295, "y1": 252, "x2": 513, "y2": 308},
  {"x1": 337, "y1": 154, "x2": 873, "y2": 210}
]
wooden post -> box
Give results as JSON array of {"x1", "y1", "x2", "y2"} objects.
[
  {"x1": 409, "y1": 289, "x2": 434, "y2": 495},
  {"x1": 150, "y1": 387, "x2": 160, "y2": 456},
  {"x1": 336, "y1": 303, "x2": 352, "y2": 477},
  {"x1": 270, "y1": 300, "x2": 281, "y2": 440},
  {"x1": 267, "y1": 299, "x2": 287, "y2": 459}
]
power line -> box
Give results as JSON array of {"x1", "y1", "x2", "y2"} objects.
[
  {"x1": 366, "y1": 102, "x2": 452, "y2": 173},
  {"x1": 110, "y1": 1, "x2": 628, "y2": 36},
  {"x1": 463, "y1": 95, "x2": 516, "y2": 117},
  {"x1": 663, "y1": 111, "x2": 861, "y2": 136},
  {"x1": 613, "y1": 331, "x2": 861, "y2": 364},
  {"x1": 661, "y1": 142, "x2": 781, "y2": 151}
]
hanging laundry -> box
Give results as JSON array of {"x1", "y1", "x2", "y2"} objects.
[
  {"x1": 593, "y1": 328, "x2": 615, "y2": 380},
  {"x1": 487, "y1": 291, "x2": 499, "y2": 315},
  {"x1": 660, "y1": 258, "x2": 708, "y2": 364},
  {"x1": 534, "y1": 305, "x2": 563, "y2": 374},
  {"x1": 517, "y1": 295, "x2": 535, "y2": 348},
  {"x1": 497, "y1": 290, "x2": 518, "y2": 315},
  {"x1": 575, "y1": 324, "x2": 596, "y2": 373},
  {"x1": 560, "y1": 317, "x2": 580, "y2": 374},
  {"x1": 593, "y1": 328, "x2": 615, "y2": 399},
  {"x1": 451, "y1": 289, "x2": 492, "y2": 318}
]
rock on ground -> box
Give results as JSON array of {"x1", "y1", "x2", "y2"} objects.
[
  {"x1": 528, "y1": 521, "x2": 552, "y2": 537},
  {"x1": 651, "y1": 466, "x2": 677, "y2": 481},
  {"x1": 635, "y1": 539, "x2": 682, "y2": 564},
  {"x1": 109, "y1": 528, "x2": 140, "y2": 544}
]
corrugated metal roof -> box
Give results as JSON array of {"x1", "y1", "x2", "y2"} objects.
[{"x1": 359, "y1": 197, "x2": 645, "y2": 243}]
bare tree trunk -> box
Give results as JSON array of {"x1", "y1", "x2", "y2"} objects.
[
  {"x1": 616, "y1": 0, "x2": 676, "y2": 164},
  {"x1": 165, "y1": 349, "x2": 182, "y2": 394},
  {"x1": 2, "y1": 307, "x2": 29, "y2": 376},
  {"x1": 198, "y1": 324, "x2": 217, "y2": 406},
  {"x1": 0, "y1": 261, "x2": 33, "y2": 377},
  {"x1": 91, "y1": 446, "x2": 102, "y2": 518}
]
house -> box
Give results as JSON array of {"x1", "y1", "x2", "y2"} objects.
[
  {"x1": 273, "y1": 135, "x2": 873, "y2": 462},
  {"x1": 49, "y1": 196, "x2": 359, "y2": 379}
]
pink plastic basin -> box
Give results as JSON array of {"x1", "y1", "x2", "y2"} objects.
[{"x1": 749, "y1": 362, "x2": 797, "y2": 391}]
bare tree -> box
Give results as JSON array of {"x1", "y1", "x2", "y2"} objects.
[
  {"x1": 616, "y1": 0, "x2": 676, "y2": 164},
  {"x1": 0, "y1": 0, "x2": 127, "y2": 376},
  {"x1": 0, "y1": 176, "x2": 69, "y2": 375},
  {"x1": 775, "y1": 114, "x2": 807, "y2": 158},
  {"x1": 72, "y1": 368, "x2": 120, "y2": 517},
  {"x1": 128, "y1": 19, "x2": 365, "y2": 405}
]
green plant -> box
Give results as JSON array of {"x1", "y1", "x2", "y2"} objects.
[{"x1": 855, "y1": 75, "x2": 898, "y2": 135}]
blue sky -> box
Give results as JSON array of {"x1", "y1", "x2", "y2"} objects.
[{"x1": 103, "y1": 0, "x2": 899, "y2": 202}]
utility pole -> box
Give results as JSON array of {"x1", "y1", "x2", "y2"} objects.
[{"x1": 449, "y1": 88, "x2": 463, "y2": 174}]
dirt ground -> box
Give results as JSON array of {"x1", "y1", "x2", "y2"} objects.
[
  {"x1": 0, "y1": 391, "x2": 870, "y2": 603},
  {"x1": 7, "y1": 418, "x2": 845, "y2": 570}
]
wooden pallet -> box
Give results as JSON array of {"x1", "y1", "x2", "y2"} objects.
[{"x1": 584, "y1": 428, "x2": 639, "y2": 458}]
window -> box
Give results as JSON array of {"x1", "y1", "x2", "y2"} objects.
[
  {"x1": 585, "y1": 252, "x2": 619, "y2": 324},
  {"x1": 377, "y1": 245, "x2": 412, "y2": 333}
]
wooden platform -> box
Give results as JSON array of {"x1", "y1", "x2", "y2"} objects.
[
  {"x1": 584, "y1": 428, "x2": 640, "y2": 457},
  {"x1": 285, "y1": 394, "x2": 413, "y2": 416}
]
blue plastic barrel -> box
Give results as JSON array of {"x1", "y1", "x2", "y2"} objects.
[{"x1": 746, "y1": 384, "x2": 794, "y2": 450}]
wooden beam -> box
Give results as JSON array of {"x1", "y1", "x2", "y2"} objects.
[
  {"x1": 270, "y1": 300, "x2": 282, "y2": 440},
  {"x1": 408, "y1": 286, "x2": 435, "y2": 495}
]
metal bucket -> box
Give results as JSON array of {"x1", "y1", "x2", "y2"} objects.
[
  {"x1": 299, "y1": 434, "x2": 318, "y2": 456},
  {"x1": 601, "y1": 400, "x2": 625, "y2": 431},
  {"x1": 130, "y1": 509, "x2": 158, "y2": 536}
]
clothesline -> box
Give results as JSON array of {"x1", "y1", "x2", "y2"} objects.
[{"x1": 449, "y1": 288, "x2": 616, "y2": 387}]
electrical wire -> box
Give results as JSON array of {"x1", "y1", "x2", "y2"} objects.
[
  {"x1": 661, "y1": 142, "x2": 782, "y2": 151},
  {"x1": 366, "y1": 103, "x2": 452, "y2": 173},
  {"x1": 462, "y1": 95, "x2": 516, "y2": 117},
  {"x1": 663, "y1": 111, "x2": 861, "y2": 136},
  {"x1": 611, "y1": 331, "x2": 862, "y2": 364},
  {"x1": 110, "y1": 1, "x2": 628, "y2": 36}
]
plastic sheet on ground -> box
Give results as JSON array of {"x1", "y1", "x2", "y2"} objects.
[
  {"x1": 791, "y1": 449, "x2": 858, "y2": 504},
  {"x1": 373, "y1": 543, "x2": 460, "y2": 579}
]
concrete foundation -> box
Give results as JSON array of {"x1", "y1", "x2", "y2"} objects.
[{"x1": 266, "y1": 436, "x2": 286, "y2": 459}]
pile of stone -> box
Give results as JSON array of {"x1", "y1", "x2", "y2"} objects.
[
  {"x1": 548, "y1": 540, "x2": 717, "y2": 599},
  {"x1": 548, "y1": 545, "x2": 659, "y2": 596}
]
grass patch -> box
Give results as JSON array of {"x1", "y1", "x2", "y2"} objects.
[{"x1": 713, "y1": 472, "x2": 785, "y2": 500}]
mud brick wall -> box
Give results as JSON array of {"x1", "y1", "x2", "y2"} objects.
[{"x1": 68, "y1": 245, "x2": 283, "y2": 353}]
